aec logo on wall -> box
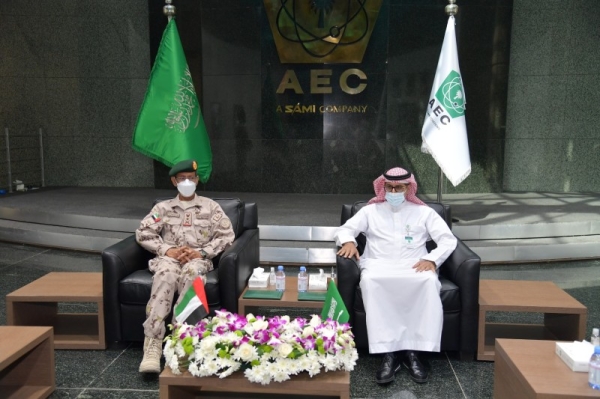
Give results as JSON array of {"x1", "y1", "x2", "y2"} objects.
[{"x1": 264, "y1": 0, "x2": 383, "y2": 114}]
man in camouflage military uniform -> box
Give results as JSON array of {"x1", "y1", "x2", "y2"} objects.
[{"x1": 136, "y1": 159, "x2": 235, "y2": 373}]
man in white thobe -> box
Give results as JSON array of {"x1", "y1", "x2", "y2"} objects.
[{"x1": 334, "y1": 167, "x2": 457, "y2": 384}]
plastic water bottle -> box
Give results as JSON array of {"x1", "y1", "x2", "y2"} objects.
[
  {"x1": 298, "y1": 266, "x2": 308, "y2": 292},
  {"x1": 589, "y1": 346, "x2": 600, "y2": 390},
  {"x1": 591, "y1": 328, "x2": 600, "y2": 346},
  {"x1": 275, "y1": 265, "x2": 286, "y2": 292},
  {"x1": 269, "y1": 267, "x2": 276, "y2": 287}
]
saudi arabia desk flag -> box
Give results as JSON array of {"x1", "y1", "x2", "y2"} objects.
[
  {"x1": 421, "y1": 16, "x2": 471, "y2": 187},
  {"x1": 321, "y1": 280, "x2": 349, "y2": 323},
  {"x1": 175, "y1": 277, "x2": 209, "y2": 325},
  {"x1": 132, "y1": 19, "x2": 212, "y2": 183}
]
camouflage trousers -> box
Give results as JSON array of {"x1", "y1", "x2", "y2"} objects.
[{"x1": 143, "y1": 256, "x2": 213, "y2": 339}]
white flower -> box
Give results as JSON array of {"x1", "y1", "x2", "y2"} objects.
[
  {"x1": 174, "y1": 342, "x2": 186, "y2": 357},
  {"x1": 234, "y1": 343, "x2": 258, "y2": 362},
  {"x1": 302, "y1": 326, "x2": 315, "y2": 337},
  {"x1": 281, "y1": 315, "x2": 290, "y2": 323},
  {"x1": 243, "y1": 323, "x2": 255, "y2": 335},
  {"x1": 322, "y1": 354, "x2": 338, "y2": 371},
  {"x1": 277, "y1": 343, "x2": 293, "y2": 358},
  {"x1": 168, "y1": 356, "x2": 181, "y2": 375},
  {"x1": 320, "y1": 326, "x2": 336, "y2": 339},
  {"x1": 163, "y1": 341, "x2": 175, "y2": 361},
  {"x1": 246, "y1": 313, "x2": 256, "y2": 322},
  {"x1": 252, "y1": 319, "x2": 269, "y2": 331},
  {"x1": 309, "y1": 315, "x2": 321, "y2": 327},
  {"x1": 272, "y1": 368, "x2": 291, "y2": 383},
  {"x1": 189, "y1": 361, "x2": 200, "y2": 376}
]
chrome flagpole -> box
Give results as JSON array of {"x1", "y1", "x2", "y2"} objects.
[{"x1": 163, "y1": 0, "x2": 175, "y2": 20}]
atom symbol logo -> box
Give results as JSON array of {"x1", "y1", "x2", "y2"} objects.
[
  {"x1": 275, "y1": 0, "x2": 370, "y2": 58},
  {"x1": 441, "y1": 77, "x2": 465, "y2": 115}
]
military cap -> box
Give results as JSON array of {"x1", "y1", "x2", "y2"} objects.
[{"x1": 169, "y1": 159, "x2": 198, "y2": 177}]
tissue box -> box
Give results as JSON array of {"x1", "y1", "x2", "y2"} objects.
[
  {"x1": 555, "y1": 341, "x2": 594, "y2": 372},
  {"x1": 309, "y1": 273, "x2": 328, "y2": 291},
  {"x1": 248, "y1": 272, "x2": 269, "y2": 288}
]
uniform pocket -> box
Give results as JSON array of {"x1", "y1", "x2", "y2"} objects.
[{"x1": 195, "y1": 220, "x2": 211, "y2": 243}]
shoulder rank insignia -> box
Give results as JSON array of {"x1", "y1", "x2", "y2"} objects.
[{"x1": 152, "y1": 212, "x2": 161, "y2": 222}]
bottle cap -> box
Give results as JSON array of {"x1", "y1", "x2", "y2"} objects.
[
  {"x1": 277, "y1": 265, "x2": 284, "y2": 271},
  {"x1": 271, "y1": 266, "x2": 275, "y2": 271},
  {"x1": 593, "y1": 328, "x2": 599, "y2": 335},
  {"x1": 595, "y1": 346, "x2": 600, "y2": 354},
  {"x1": 300, "y1": 266, "x2": 306, "y2": 271}
]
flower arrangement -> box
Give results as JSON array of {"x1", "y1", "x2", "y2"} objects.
[{"x1": 163, "y1": 310, "x2": 358, "y2": 385}]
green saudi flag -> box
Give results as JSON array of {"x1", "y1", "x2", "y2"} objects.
[
  {"x1": 132, "y1": 19, "x2": 212, "y2": 183},
  {"x1": 321, "y1": 280, "x2": 350, "y2": 323}
]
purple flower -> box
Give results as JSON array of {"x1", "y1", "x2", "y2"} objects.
[
  {"x1": 253, "y1": 330, "x2": 270, "y2": 344},
  {"x1": 267, "y1": 316, "x2": 287, "y2": 330},
  {"x1": 322, "y1": 336, "x2": 336, "y2": 352},
  {"x1": 267, "y1": 336, "x2": 282, "y2": 347},
  {"x1": 300, "y1": 337, "x2": 316, "y2": 350},
  {"x1": 229, "y1": 314, "x2": 248, "y2": 330},
  {"x1": 215, "y1": 325, "x2": 228, "y2": 335},
  {"x1": 294, "y1": 317, "x2": 307, "y2": 329}
]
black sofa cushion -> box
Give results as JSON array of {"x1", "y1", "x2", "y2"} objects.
[{"x1": 119, "y1": 269, "x2": 221, "y2": 307}]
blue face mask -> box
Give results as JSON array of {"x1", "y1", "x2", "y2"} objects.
[{"x1": 385, "y1": 192, "x2": 406, "y2": 207}]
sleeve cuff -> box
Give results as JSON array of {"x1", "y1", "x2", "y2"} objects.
[
  {"x1": 335, "y1": 235, "x2": 357, "y2": 248},
  {"x1": 421, "y1": 256, "x2": 439, "y2": 269},
  {"x1": 158, "y1": 244, "x2": 174, "y2": 257}
]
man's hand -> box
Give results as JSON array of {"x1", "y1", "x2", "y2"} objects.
[
  {"x1": 336, "y1": 242, "x2": 360, "y2": 260},
  {"x1": 165, "y1": 247, "x2": 183, "y2": 259},
  {"x1": 412, "y1": 259, "x2": 436, "y2": 272},
  {"x1": 176, "y1": 247, "x2": 203, "y2": 265}
]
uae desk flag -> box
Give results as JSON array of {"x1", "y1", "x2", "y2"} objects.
[
  {"x1": 132, "y1": 18, "x2": 212, "y2": 183},
  {"x1": 321, "y1": 280, "x2": 349, "y2": 323},
  {"x1": 175, "y1": 277, "x2": 209, "y2": 325},
  {"x1": 421, "y1": 16, "x2": 471, "y2": 187}
]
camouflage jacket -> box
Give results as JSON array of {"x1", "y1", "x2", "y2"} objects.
[{"x1": 135, "y1": 195, "x2": 235, "y2": 259}]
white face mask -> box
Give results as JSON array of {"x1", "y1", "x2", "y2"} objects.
[
  {"x1": 177, "y1": 180, "x2": 196, "y2": 197},
  {"x1": 385, "y1": 191, "x2": 406, "y2": 207}
]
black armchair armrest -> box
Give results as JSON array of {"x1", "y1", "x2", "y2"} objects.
[
  {"x1": 336, "y1": 255, "x2": 361, "y2": 326},
  {"x1": 101, "y1": 235, "x2": 153, "y2": 343},
  {"x1": 439, "y1": 238, "x2": 481, "y2": 353},
  {"x1": 217, "y1": 228, "x2": 260, "y2": 313}
]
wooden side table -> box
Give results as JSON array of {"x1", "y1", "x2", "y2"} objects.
[
  {"x1": 0, "y1": 326, "x2": 55, "y2": 399},
  {"x1": 6, "y1": 272, "x2": 105, "y2": 350},
  {"x1": 478, "y1": 280, "x2": 587, "y2": 361},
  {"x1": 494, "y1": 339, "x2": 600, "y2": 398},
  {"x1": 159, "y1": 368, "x2": 350, "y2": 399}
]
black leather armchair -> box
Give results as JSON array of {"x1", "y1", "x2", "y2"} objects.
[
  {"x1": 336, "y1": 201, "x2": 480, "y2": 358},
  {"x1": 102, "y1": 198, "x2": 259, "y2": 343}
]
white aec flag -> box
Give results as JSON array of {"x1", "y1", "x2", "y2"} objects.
[{"x1": 421, "y1": 16, "x2": 471, "y2": 187}]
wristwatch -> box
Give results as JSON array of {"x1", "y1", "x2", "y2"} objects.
[{"x1": 200, "y1": 249, "x2": 208, "y2": 259}]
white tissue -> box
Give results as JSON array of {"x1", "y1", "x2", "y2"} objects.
[
  {"x1": 252, "y1": 267, "x2": 265, "y2": 276},
  {"x1": 248, "y1": 267, "x2": 269, "y2": 288}
]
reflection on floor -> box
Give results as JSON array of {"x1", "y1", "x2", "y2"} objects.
[{"x1": 0, "y1": 242, "x2": 598, "y2": 399}]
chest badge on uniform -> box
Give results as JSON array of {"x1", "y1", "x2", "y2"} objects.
[{"x1": 183, "y1": 212, "x2": 192, "y2": 227}]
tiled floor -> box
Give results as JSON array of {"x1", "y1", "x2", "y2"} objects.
[{"x1": 0, "y1": 242, "x2": 598, "y2": 399}]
